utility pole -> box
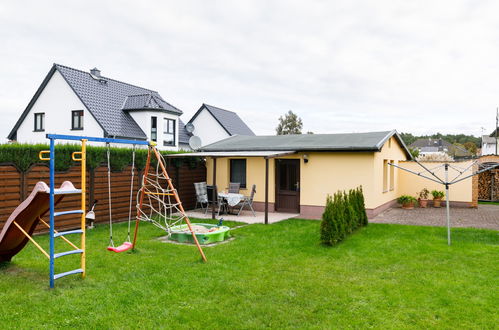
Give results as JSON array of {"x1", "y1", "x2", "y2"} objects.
[{"x1": 496, "y1": 108, "x2": 498, "y2": 156}]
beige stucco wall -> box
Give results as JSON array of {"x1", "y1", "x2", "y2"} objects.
[
  {"x1": 398, "y1": 160, "x2": 473, "y2": 202},
  {"x1": 205, "y1": 136, "x2": 409, "y2": 210}
]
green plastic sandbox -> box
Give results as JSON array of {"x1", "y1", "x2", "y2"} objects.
[{"x1": 169, "y1": 223, "x2": 231, "y2": 245}]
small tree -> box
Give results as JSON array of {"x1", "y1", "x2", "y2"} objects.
[
  {"x1": 320, "y1": 195, "x2": 334, "y2": 245},
  {"x1": 357, "y1": 187, "x2": 368, "y2": 226},
  {"x1": 276, "y1": 110, "x2": 303, "y2": 135}
]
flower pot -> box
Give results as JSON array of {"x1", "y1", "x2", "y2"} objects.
[
  {"x1": 402, "y1": 201, "x2": 415, "y2": 209},
  {"x1": 418, "y1": 199, "x2": 428, "y2": 208},
  {"x1": 433, "y1": 198, "x2": 442, "y2": 208}
]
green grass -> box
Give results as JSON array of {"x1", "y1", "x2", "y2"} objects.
[
  {"x1": 478, "y1": 200, "x2": 499, "y2": 205},
  {"x1": 0, "y1": 219, "x2": 497, "y2": 329}
]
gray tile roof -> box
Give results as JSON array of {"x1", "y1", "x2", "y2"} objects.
[
  {"x1": 178, "y1": 119, "x2": 191, "y2": 144},
  {"x1": 55, "y1": 64, "x2": 182, "y2": 139},
  {"x1": 8, "y1": 64, "x2": 183, "y2": 140},
  {"x1": 188, "y1": 104, "x2": 255, "y2": 136},
  {"x1": 482, "y1": 135, "x2": 496, "y2": 144},
  {"x1": 201, "y1": 130, "x2": 411, "y2": 158}
]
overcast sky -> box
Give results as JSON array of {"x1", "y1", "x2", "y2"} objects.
[{"x1": 1, "y1": 0, "x2": 498, "y2": 140}]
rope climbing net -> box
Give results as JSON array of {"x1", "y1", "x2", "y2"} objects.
[{"x1": 135, "y1": 152, "x2": 186, "y2": 235}]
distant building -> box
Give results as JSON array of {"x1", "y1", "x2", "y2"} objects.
[
  {"x1": 409, "y1": 138, "x2": 473, "y2": 159},
  {"x1": 481, "y1": 128, "x2": 498, "y2": 156}
]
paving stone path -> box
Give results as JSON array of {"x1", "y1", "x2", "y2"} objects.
[{"x1": 371, "y1": 205, "x2": 499, "y2": 230}]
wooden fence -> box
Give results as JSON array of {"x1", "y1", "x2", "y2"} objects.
[{"x1": 0, "y1": 160, "x2": 206, "y2": 234}]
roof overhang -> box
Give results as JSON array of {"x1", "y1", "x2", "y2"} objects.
[{"x1": 166, "y1": 150, "x2": 297, "y2": 159}]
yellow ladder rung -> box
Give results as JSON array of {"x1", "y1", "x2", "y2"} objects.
[
  {"x1": 144, "y1": 192, "x2": 175, "y2": 196},
  {"x1": 13, "y1": 221, "x2": 49, "y2": 259}
]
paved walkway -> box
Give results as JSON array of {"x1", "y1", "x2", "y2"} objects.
[
  {"x1": 371, "y1": 205, "x2": 499, "y2": 230},
  {"x1": 185, "y1": 209, "x2": 299, "y2": 224}
]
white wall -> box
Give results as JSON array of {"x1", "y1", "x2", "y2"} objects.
[
  {"x1": 482, "y1": 140, "x2": 497, "y2": 155},
  {"x1": 191, "y1": 109, "x2": 230, "y2": 146},
  {"x1": 128, "y1": 110, "x2": 179, "y2": 151},
  {"x1": 15, "y1": 70, "x2": 104, "y2": 145}
]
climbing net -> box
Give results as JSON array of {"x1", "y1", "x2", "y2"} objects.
[{"x1": 135, "y1": 152, "x2": 186, "y2": 235}]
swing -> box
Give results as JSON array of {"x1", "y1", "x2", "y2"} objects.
[{"x1": 106, "y1": 143, "x2": 136, "y2": 253}]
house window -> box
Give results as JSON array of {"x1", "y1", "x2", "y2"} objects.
[
  {"x1": 34, "y1": 113, "x2": 45, "y2": 132},
  {"x1": 383, "y1": 159, "x2": 388, "y2": 192},
  {"x1": 389, "y1": 159, "x2": 395, "y2": 191},
  {"x1": 71, "y1": 110, "x2": 84, "y2": 130},
  {"x1": 230, "y1": 159, "x2": 246, "y2": 188},
  {"x1": 163, "y1": 118, "x2": 175, "y2": 146},
  {"x1": 151, "y1": 116, "x2": 157, "y2": 142}
]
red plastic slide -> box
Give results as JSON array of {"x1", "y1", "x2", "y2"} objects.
[{"x1": 0, "y1": 181, "x2": 77, "y2": 262}]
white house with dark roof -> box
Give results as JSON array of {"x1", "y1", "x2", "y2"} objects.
[
  {"x1": 185, "y1": 103, "x2": 255, "y2": 147},
  {"x1": 9, "y1": 64, "x2": 255, "y2": 151},
  {"x1": 8, "y1": 64, "x2": 182, "y2": 150}
]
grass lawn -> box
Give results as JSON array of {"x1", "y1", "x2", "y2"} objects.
[
  {"x1": 0, "y1": 219, "x2": 497, "y2": 328},
  {"x1": 478, "y1": 200, "x2": 499, "y2": 205}
]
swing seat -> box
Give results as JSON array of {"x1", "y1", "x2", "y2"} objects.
[{"x1": 107, "y1": 242, "x2": 133, "y2": 253}]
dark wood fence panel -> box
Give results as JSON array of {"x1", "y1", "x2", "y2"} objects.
[
  {"x1": 0, "y1": 160, "x2": 206, "y2": 234},
  {"x1": 0, "y1": 165, "x2": 22, "y2": 229}
]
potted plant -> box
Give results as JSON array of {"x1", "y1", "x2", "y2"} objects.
[
  {"x1": 417, "y1": 188, "x2": 430, "y2": 208},
  {"x1": 431, "y1": 190, "x2": 445, "y2": 208},
  {"x1": 397, "y1": 195, "x2": 417, "y2": 209}
]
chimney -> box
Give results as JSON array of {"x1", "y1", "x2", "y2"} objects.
[{"x1": 90, "y1": 67, "x2": 101, "y2": 78}]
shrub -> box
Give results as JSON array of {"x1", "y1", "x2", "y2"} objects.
[
  {"x1": 320, "y1": 186, "x2": 368, "y2": 246},
  {"x1": 431, "y1": 190, "x2": 445, "y2": 199},
  {"x1": 397, "y1": 195, "x2": 417, "y2": 205}
]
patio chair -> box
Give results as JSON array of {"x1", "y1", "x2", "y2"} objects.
[
  {"x1": 237, "y1": 184, "x2": 256, "y2": 216},
  {"x1": 228, "y1": 182, "x2": 241, "y2": 194},
  {"x1": 194, "y1": 182, "x2": 208, "y2": 211},
  {"x1": 205, "y1": 185, "x2": 225, "y2": 216}
]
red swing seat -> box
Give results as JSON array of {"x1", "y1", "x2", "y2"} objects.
[{"x1": 107, "y1": 242, "x2": 133, "y2": 253}]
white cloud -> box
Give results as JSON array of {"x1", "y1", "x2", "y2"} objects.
[{"x1": 1, "y1": 0, "x2": 498, "y2": 141}]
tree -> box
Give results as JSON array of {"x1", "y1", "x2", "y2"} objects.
[
  {"x1": 463, "y1": 141, "x2": 478, "y2": 155},
  {"x1": 276, "y1": 110, "x2": 303, "y2": 135}
]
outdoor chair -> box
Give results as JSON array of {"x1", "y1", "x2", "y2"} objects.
[
  {"x1": 194, "y1": 182, "x2": 208, "y2": 211},
  {"x1": 228, "y1": 182, "x2": 241, "y2": 194},
  {"x1": 205, "y1": 185, "x2": 226, "y2": 216},
  {"x1": 237, "y1": 184, "x2": 256, "y2": 216}
]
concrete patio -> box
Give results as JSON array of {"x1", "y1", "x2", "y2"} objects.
[
  {"x1": 185, "y1": 208, "x2": 299, "y2": 224},
  {"x1": 371, "y1": 204, "x2": 499, "y2": 230}
]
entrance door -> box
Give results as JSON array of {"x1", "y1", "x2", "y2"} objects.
[{"x1": 275, "y1": 159, "x2": 300, "y2": 213}]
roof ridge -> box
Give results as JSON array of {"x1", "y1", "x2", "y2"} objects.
[
  {"x1": 204, "y1": 103, "x2": 237, "y2": 114},
  {"x1": 235, "y1": 130, "x2": 393, "y2": 138},
  {"x1": 54, "y1": 63, "x2": 158, "y2": 93}
]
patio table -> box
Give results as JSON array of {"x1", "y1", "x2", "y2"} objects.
[{"x1": 218, "y1": 192, "x2": 244, "y2": 207}]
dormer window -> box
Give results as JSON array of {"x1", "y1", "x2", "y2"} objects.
[{"x1": 72, "y1": 110, "x2": 84, "y2": 130}]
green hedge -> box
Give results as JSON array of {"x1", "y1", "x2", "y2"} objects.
[
  {"x1": 320, "y1": 186, "x2": 368, "y2": 245},
  {"x1": 0, "y1": 143, "x2": 203, "y2": 172}
]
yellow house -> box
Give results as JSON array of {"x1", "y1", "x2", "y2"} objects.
[{"x1": 181, "y1": 130, "x2": 412, "y2": 220}]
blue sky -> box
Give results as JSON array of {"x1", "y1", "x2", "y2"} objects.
[{"x1": 1, "y1": 0, "x2": 498, "y2": 140}]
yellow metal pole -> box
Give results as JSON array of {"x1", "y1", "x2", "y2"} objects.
[
  {"x1": 80, "y1": 139, "x2": 87, "y2": 278},
  {"x1": 13, "y1": 221, "x2": 49, "y2": 259}
]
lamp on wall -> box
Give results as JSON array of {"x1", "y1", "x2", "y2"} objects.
[{"x1": 303, "y1": 154, "x2": 309, "y2": 163}]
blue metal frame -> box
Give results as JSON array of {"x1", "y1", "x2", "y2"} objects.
[
  {"x1": 46, "y1": 134, "x2": 150, "y2": 146},
  {"x1": 49, "y1": 137, "x2": 55, "y2": 288},
  {"x1": 46, "y1": 134, "x2": 149, "y2": 288}
]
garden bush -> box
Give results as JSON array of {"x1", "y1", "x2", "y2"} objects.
[{"x1": 320, "y1": 186, "x2": 368, "y2": 245}]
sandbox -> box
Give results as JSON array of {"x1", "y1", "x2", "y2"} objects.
[{"x1": 169, "y1": 223, "x2": 231, "y2": 245}]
